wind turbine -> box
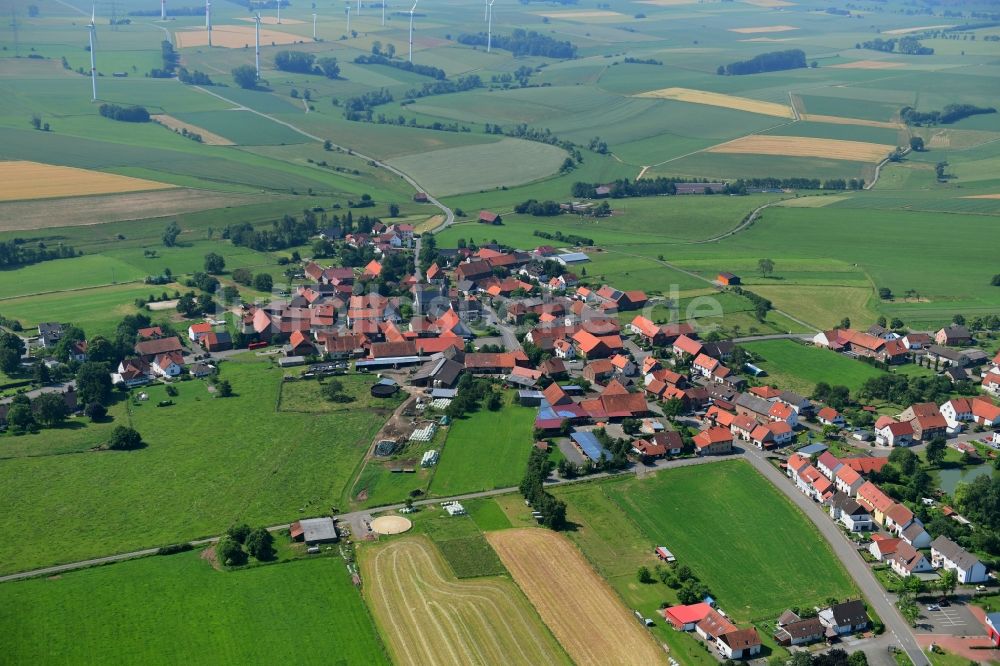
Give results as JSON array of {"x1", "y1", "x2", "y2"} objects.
[
  {"x1": 345, "y1": 2, "x2": 351, "y2": 34},
  {"x1": 484, "y1": 0, "x2": 488, "y2": 21},
  {"x1": 381, "y1": 0, "x2": 385, "y2": 26},
  {"x1": 160, "y1": 0, "x2": 166, "y2": 20},
  {"x1": 357, "y1": 0, "x2": 361, "y2": 16},
  {"x1": 408, "y1": 0, "x2": 418, "y2": 62},
  {"x1": 312, "y1": 2, "x2": 317, "y2": 39},
  {"x1": 254, "y1": 12, "x2": 261, "y2": 78},
  {"x1": 276, "y1": 0, "x2": 281, "y2": 24},
  {"x1": 87, "y1": 5, "x2": 97, "y2": 101},
  {"x1": 205, "y1": 0, "x2": 212, "y2": 46},
  {"x1": 487, "y1": 0, "x2": 496, "y2": 53}
]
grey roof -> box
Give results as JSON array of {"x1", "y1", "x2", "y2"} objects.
[
  {"x1": 902, "y1": 522, "x2": 928, "y2": 542},
  {"x1": 430, "y1": 388, "x2": 458, "y2": 398},
  {"x1": 734, "y1": 392, "x2": 773, "y2": 416},
  {"x1": 830, "y1": 599, "x2": 868, "y2": 627},
  {"x1": 555, "y1": 252, "x2": 590, "y2": 264},
  {"x1": 797, "y1": 443, "x2": 828, "y2": 456},
  {"x1": 831, "y1": 492, "x2": 868, "y2": 516},
  {"x1": 940, "y1": 324, "x2": 971, "y2": 339},
  {"x1": 781, "y1": 617, "x2": 825, "y2": 640},
  {"x1": 927, "y1": 345, "x2": 964, "y2": 361},
  {"x1": 299, "y1": 517, "x2": 338, "y2": 543},
  {"x1": 779, "y1": 390, "x2": 808, "y2": 407},
  {"x1": 931, "y1": 535, "x2": 983, "y2": 571}
]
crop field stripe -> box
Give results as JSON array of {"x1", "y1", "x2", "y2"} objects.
[
  {"x1": 728, "y1": 25, "x2": 799, "y2": 34},
  {"x1": 487, "y1": 528, "x2": 667, "y2": 666},
  {"x1": 363, "y1": 536, "x2": 568, "y2": 666},
  {"x1": 0, "y1": 160, "x2": 174, "y2": 201},
  {"x1": 151, "y1": 115, "x2": 234, "y2": 146},
  {"x1": 705, "y1": 135, "x2": 894, "y2": 162},
  {"x1": 800, "y1": 114, "x2": 905, "y2": 130},
  {"x1": 633, "y1": 88, "x2": 794, "y2": 119}
]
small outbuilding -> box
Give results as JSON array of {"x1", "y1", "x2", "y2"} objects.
[{"x1": 717, "y1": 272, "x2": 741, "y2": 286}]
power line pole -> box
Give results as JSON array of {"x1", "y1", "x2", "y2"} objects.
[{"x1": 9, "y1": 9, "x2": 20, "y2": 58}]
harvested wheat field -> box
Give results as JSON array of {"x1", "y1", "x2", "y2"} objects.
[
  {"x1": 883, "y1": 24, "x2": 954, "y2": 35},
  {"x1": 487, "y1": 528, "x2": 667, "y2": 666},
  {"x1": 778, "y1": 194, "x2": 852, "y2": 207},
  {"x1": 707, "y1": 135, "x2": 893, "y2": 161},
  {"x1": 637, "y1": 0, "x2": 709, "y2": 5},
  {"x1": 741, "y1": 37, "x2": 797, "y2": 42},
  {"x1": 636, "y1": 87, "x2": 793, "y2": 118},
  {"x1": 363, "y1": 536, "x2": 569, "y2": 666},
  {"x1": 729, "y1": 25, "x2": 798, "y2": 34},
  {"x1": 0, "y1": 189, "x2": 263, "y2": 231},
  {"x1": 151, "y1": 115, "x2": 234, "y2": 145},
  {"x1": 831, "y1": 59, "x2": 906, "y2": 70},
  {"x1": 537, "y1": 10, "x2": 625, "y2": 19},
  {"x1": 0, "y1": 161, "x2": 173, "y2": 202},
  {"x1": 175, "y1": 25, "x2": 303, "y2": 48},
  {"x1": 962, "y1": 194, "x2": 1000, "y2": 200},
  {"x1": 801, "y1": 113, "x2": 904, "y2": 130}
]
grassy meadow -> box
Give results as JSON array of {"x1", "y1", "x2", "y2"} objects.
[
  {"x1": 0, "y1": 360, "x2": 382, "y2": 574},
  {"x1": 0, "y1": 550, "x2": 389, "y2": 665}
]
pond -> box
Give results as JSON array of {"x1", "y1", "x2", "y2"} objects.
[{"x1": 936, "y1": 463, "x2": 997, "y2": 495}]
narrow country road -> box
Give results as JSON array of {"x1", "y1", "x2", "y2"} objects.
[
  {"x1": 189, "y1": 85, "x2": 454, "y2": 229},
  {"x1": 742, "y1": 446, "x2": 929, "y2": 666}
]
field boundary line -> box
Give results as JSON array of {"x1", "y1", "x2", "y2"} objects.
[
  {"x1": 188, "y1": 84, "x2": 454, "y2": 228},
  {"x1": 0, "y1": 279, "x2": 145, "y2": 302}
]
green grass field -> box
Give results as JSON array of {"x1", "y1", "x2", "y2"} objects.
[
  {"x1": 278, "y1": 374, "x2": 405, "y2": 414},
  {"x1": 0, "y1": 359, "x2": 380, "y2": 573},
  {"x1": 0, "y1": 550, "x2": 389, "y2": 664},
  {"x1": 429, "y1": 393, "x2": 535, "y2": 497},
  {"x1": 597, "y1": 460, "x2": 858, "y2": 623},
  {"x1": 744, "y1": 339, "x2": 886, "y2": 396}
]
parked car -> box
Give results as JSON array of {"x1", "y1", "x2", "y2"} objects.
[{"x1": 926, "y1": 604, "x2": 940, "y2": 612}]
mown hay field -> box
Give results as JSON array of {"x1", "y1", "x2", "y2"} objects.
[
  {"x1": 487, "y1": 528, "x2": 668, "y2": 666},
  {"x1": 800, "y1": 114, "x2": 904, "y2": 130},
  {"x1": 0, "y1": 160, "x2": 173, "y2": 201},
  {"x1": 830, "y1": 59, "x2": 906, "y2": 70},
  {"x1": 634, "y1": 87, "x2": 793, "y2": 119},
  {"x1": 151, "y1": 115, "x2": 234, "y2": 145},
  {"x1": 728, "y1": 25, "x2": 799, "y2": 34},
  {"x1": 362, "y1": 536, "x2": 569, "y2": 666},
  {"x1": 707, "y1": 135, "x2": 893, "y2": 162}
]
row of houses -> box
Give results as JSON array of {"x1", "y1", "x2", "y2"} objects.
[{"x1": 661, "y1": 603, "x2": 762, "y2": 660}]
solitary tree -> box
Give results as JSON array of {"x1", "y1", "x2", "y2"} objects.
[
  {"x1": 925, "y1": 437, "x2": 947, "y2": 467},
  {"x1": 204, "y1": 252, "x2": 225, "y2": 275},
  {"x1": 216, "y1": 536, "x2": 247, "y2": 566},
  {"x1": 107, "y1": 425, "x2": 143, "y2": 450},
  {"x1": 245, "y1": 527, "x2": 275, "y2": 560},
  {"x1": 231, "y1": 65, "x2": 258, "y2": 89},
  {"x1": 315, "y1": 57, "x2": 340, "y2": 79},
  {"x1": 76, "y1": 361, "x2": 113, "y2": 406},
  {"x1": 909, "y1": 136, "x2": 925, "y2": 152},
  {"x1": 162, "y1": 221, "x2": 181, "y2": 247},
  {"x1": 938, "y1": 568, "x2": 958, "y2": 599},
  {"x1": 758, "y1": 258, "x2": 775, "y2": 278},
  {"x1": 216, "y1": 379, "x2": 233, "y2": 398},
  {"x1": 84, "y1": 401, "x2": 108, "y2": 421},
  {"x1": 253, "y1": 273, "x2": 273, "y2": 293},
  {"x1": 33, "y1": 392, "x2": 69, "y2": 426}
]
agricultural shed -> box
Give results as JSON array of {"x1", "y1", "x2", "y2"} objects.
[
  {"x1": 555, "y1": 252, "x2": 590, "y2": 265},
  {"x1": 797, "y1": 443, "x2": 828, "y2": 457},
  {"x1": 290, "y1": 517, "x2": 338, "y2": 544},
  {"x1": 570, "y1": 430, "x2": 612, "y2": 462}
]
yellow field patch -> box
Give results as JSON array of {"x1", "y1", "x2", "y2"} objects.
[
  {"x1": 635, "y1": 87, "x2": 793, "y2": 118},
  {"x1": 742, "y1": 0, "x2": 796, "y2": 6},
  {"x1": 777, "y1": 194, "x2": 853, "y2": 207},
  {"x1": 830, "y1": 59, "x2": 906, "y2": 70},
  {"x1": 706, "y1": 135, "x2": 893, "y2": 162},
  {"x1": 362, "y1": 536, "x2": 568, "y2": 666},
  {"x1": 883, "y1": 24, "x2": 955, "y2": 35},
  {"x1": 236, "y1": 16, "x2": 304, "y2": 25},
  {"x1": 636, "y1": 0, "x2": 710, "y2": 5},
  {"x1": 151, "y1": 114, "x2": 234, "y2": 145},
  {"x1": 537, "y1": 10, "x2": 625, "y2": 19},
  {"x1": 487, "y1": 529, "x2": 667, "y2": 666},
  {"x1": 800, "y1": 113, "x2": 904, "y2": 130},
  {"x1": 962, "y1": 194, "x2": 1000, "y2": 200},
  {"x1": 0, "y1": 161, "x2": 174, "y2": 202},
  {"x1": 729, "y1": 25, "x2": 798, "y2": 34},
  {"x1": 174, "y1": 24, "x2": 303, "y2": 48},
  {"x1": 741, "y1": 37, "x2": 797, "y2": 42}
]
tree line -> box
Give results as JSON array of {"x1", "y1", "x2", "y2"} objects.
[
  {"x1": 532, "y1": 229, "x2": 595, "y2": 246},
  {"x1": 857, "y1": 36, "x2": 933, "y2": 55},
  {"x1": 224, "y1": 212, "x2": 319, "y2": 252},
  {"x1": 900, "y1": 103, "x2": 996, "y2": 126},
  {"x1": 149, "y1": 40, "x2": 179, "y2": 78},
  {"x1": 0, "y1": 240, "x2": 78, "y2": 269},
  {"x1": 718, "y1": 49, "x2": 806, "y2": 75},
  {"x1": 519, "y1": 447, "x2": 567, "y2": 529},
  {"x1": 354, "y1": 53, "x2": 445, "y2": 80},
  {"x1": 457, "y1": 29, "x2": 576, "y2": 58},
  {"x1": 274, "y1": 51, "x2": 340, "y2": 79}
]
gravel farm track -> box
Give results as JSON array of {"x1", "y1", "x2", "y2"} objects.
[
  {"x1": 362, "y1": 536, "x2": 570, "y2": 666},
  {"x1": 487, "y1": 528, "x2": 669, "y2": 666}
]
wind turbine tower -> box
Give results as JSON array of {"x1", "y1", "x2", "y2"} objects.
[
  {"x1": 160, "y1": 0, "x2": 166, "y2": 20},
  {"x1": 381, "y1": 0, "x2": 385, "y2": 26},
  {"x1": 205, "y1": 0, "x2": 212, "y2": 46},
  {"x1": 276, "y1": 0, "x2": 281, "y2": 24},
  {"x1": 484, "y1": 0, "x2": 488, "y2": 21},
  {"x1": 357, "y1": 0, "x2": 361, "y2": 16},
  {"x1": 408, "y1": 0, "x2": 418, "y2": 62},
  {"x1": 345, "y1": 3, "x2": 351, "y2": 34},
  {"x1": 487, "y1": 0, "x2": 496, "y2": 53},
  {"x1": 87, "y1": 6, "x2": 97, "y2": 101},
  {"x1": 312, "y1": 2, "x2": 317, "y2": 39},
  {"x1": 254, "y1": 13, "x2": 261, "y2": 77}
]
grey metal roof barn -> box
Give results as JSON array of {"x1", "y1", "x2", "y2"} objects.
[{"x1": 291, "y1": 517, "x2": 339, "y2": 544}]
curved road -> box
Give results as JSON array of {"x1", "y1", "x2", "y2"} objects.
[{"x1": 190, "y1": 85, "x2": 454, "y2": 229}]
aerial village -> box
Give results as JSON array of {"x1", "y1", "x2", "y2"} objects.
[{"x1": 5, "y1": 209, "x2": 1000, "y2": 662}]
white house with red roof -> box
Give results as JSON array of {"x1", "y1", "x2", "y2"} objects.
[
  {"x1": 972, "y1": 397, "x2": 1000, "y2": 427},
  {"x1": 983, "y1": 371, "x2": 1000, "y2": 396},
  {"x1": 151, "y1": 351, "x2": 184, "y2": 378},
  {"x1": 817, "y1": 407, "x2": 844, "y2": 427},
  {"x1": 769, "y1": 401, "x2": 798, "y2": 428},
  {"x1": 672, "y1": 334, "x2": 703, "y2": 358},
  {"x1": 940, "y1": 397, "x2": 974, "y2": 428},
  {"x1": 187, "y1": 322, "x2": 213, "y2": 342},
  {"x1": 875, "y1": 416, "x2": 914, "y2": 447},
  {"x1": 816, "y1": 452, "x2": 843, "y2": 480},
  {"x1": 750, "y1": 422, "x2": 792, "y2": 449},
  {"x1": 692, "y1": 353, "x2": 719, "y2": 379},
  {"x1": 834, "y1": 465, "x2": 864, "y2": 496}
]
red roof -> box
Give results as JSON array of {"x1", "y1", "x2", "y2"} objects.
[
  {"x1": 841, "y1": 457, "x2": 888, "y2": 475},
  {"x1": 415, "y1": 337, "x2": 463, "y2": 354},
  {"x1": 817, "y1": 407, "x2": 840, "y2": 422},
  {"x1": 694, "y1": 426, "x2": 732, "y2": 448},
  {"x1": 479, "y1": 210, "x2": 499, "y2": 223},
  {"x1": 663, "y1": 603, "x2": 712, "y2": 628},
  {"x1": 673, "y1": 335, "x2": 702, "y2": 356}
]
